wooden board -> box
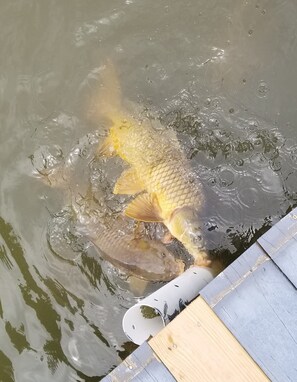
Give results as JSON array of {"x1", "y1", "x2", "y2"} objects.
[
  {"x1": 102, "y1": 341, "x2": 176, "y2": 382},
  {"x1": 201, "y1": 243, "x2": 269, "y2": 308},
  {"x1": 149, "y1": 296, "x2": 269, "y2": 382},
  {"x1": 201, "y1": 241, "x2": 297, "y2": 382},
  {"x1": 257, "y1": 208, "x2": 297, "y2": 288},
  {"x1": 269, "y1": 237, "x2": 297, "y2": 288},
  {"x1": 258, "y1": 207, "x2": 297, "y2": 257}
]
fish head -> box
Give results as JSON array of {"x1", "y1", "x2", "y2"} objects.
[
  {"x1": 168, "y1": 207, "x2": 210, "y2": 266},
  {"x1": 127, "y1": 237, "x2": 184, "y2": 281},
  {"x1": 168, "y1": 207, "x2": 204, "y2": 247}
]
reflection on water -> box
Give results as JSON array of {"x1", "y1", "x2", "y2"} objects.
[
  {"x1": 1, "y1": 0, "x2": 297, "y2": 380},
  {"x1": 0, "y1": 215, "x2": 137, "y2": 381}
]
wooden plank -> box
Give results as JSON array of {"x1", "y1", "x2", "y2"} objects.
[
  {"x1": 268, "y1": 237, "x2": 297, "y2": 288},
  {"x1": 201, "y1": 246, "x2": 297, "y2": 382},
  {"x1": 257, "y1": 225, "x2": 288, "y2": 256},
  {"x1": 102, "y1": 342, "x2": 176, "y2": 382},
  {"x1": 258, "y1": 207, "x2": 297, "y2": 256},
  {"x1": 149, "y1": 296, "x2": 269, "y2": 382},
  {"x1": 201, "y1": 242, "x2": 269, "y2": 308},
  {"x1": 274, "y1": 207, "x2": 297, "y2": 236},
  {"x1": 256, "y1": 207, "x2": 297, "y2": 288}
]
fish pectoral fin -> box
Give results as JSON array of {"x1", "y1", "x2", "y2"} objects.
[
  {"x1": 125, "y1": 193, "x2": 163, "y2": 222},
  {"x1": 114, "y1": 167, "x2": 144, "y2": 195},
  {"x1": 97, "y1": 136, "x2": 115, "y2": 157}
]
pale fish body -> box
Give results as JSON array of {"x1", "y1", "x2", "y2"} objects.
[
  {"x1": 97, "y1": 63, "x2": 210, "y2": 267},
  {"x1": 85, "y1": 217, "x2": 184, "y2": 282}
]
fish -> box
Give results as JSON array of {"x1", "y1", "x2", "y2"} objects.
[
  {"x1": 95, "y1": 61, "x2": 211, "y2": 268},
  {"x1": 35, "y1": 139, "x2": 185, "y2": 282},
  {"x1": 70, "y1": 187, "x2": 185, "y2": 281},
  {"x1": 85, "y1": 215, "x2": 185, "y2": 282}
]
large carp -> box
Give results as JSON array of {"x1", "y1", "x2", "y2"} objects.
[{"x1": 95, "y1": 62, "x2": 211, "y2": 268}]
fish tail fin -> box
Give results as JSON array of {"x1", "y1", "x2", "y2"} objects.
[{"x1": 88, "y1": 59, "x2": 122, "y2": 122}]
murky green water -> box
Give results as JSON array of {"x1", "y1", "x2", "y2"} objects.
[{"x1": 1, "y1": 0, "x2": 297, "y2": 380}]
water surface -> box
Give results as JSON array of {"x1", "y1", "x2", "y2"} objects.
[{"x1": 1, "y1": 0, "x2": 297, "y2": 380}]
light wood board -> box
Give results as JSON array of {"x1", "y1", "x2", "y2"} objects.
[{"x1": 149, "y1": 296, "x2": 269, "y2": 382}]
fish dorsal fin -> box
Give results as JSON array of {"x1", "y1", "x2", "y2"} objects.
[
  {"x1": 97, "y1": 135, "x2": 115, "y2": 157},
  {"x1": 88, "y1": 59, "x2": 122, "y2": 122},
  {"x1": 114, "y1": 167, "x2": 145, "y2": 195},
  {"x1": 125, "y1": 193, "x2": 163, "y2": 222}
]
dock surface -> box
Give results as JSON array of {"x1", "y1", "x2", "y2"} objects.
[{"x1": 103, "y1": 207, "x2": 297, "y2": 382}]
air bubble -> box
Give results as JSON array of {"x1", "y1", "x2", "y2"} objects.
[
  {"x1": 235, "y1": 159, "x2": 244, "y2": 167},
  {"x1": 207, "y1": 177, "x2": 217, "y2": 186},
  {"x1": 270, "y1": 160, "x2": 282, "y2": 172},
  {"x1": 258, "y1": 81, "x2": 269, "y2": 98},
  {"x1": 219, "y1": 169, "x2": 235, "y2": 187}
]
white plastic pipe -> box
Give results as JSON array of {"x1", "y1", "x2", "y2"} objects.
[{"x1": 122, "y1": 266, "x2": 214, "y2": 345}]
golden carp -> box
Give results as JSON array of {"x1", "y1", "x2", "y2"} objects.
[
  {"x1": 96, "y1": 62, "x2": 211, "y2": 268},
  {"x1": 35, "y1": 139, "x2": 184, "y2": 282}
]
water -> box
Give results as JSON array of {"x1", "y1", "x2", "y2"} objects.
[{"x1": 1, "y1": 0, "x2": 297, "y2": 380}]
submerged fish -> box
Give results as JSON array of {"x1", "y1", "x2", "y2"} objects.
[
  {"x1": 96, "y1": 62, "x2": 211, "y2": 267},
  {"x1": 71, "y1": 188, "x2": 184, "y2": 281},
  {"x1": 84, "y1": 214, "x2": 185, "y2": 282},
  {"x1": 35, "y1": 140, "x2": 184, "y2": 282}
]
